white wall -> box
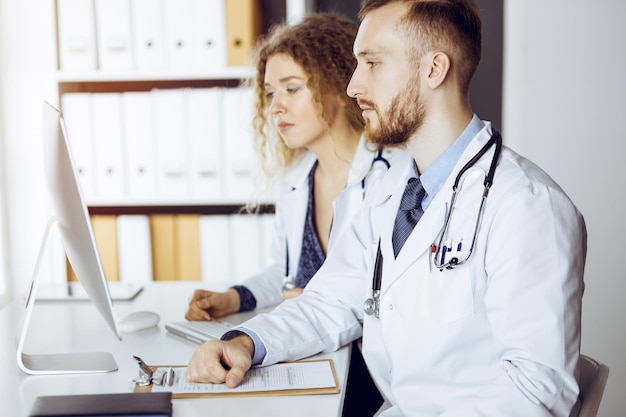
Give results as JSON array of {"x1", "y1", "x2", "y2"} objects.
[
  {"x1": 503, "y1": 1, "x2": 626, "y2": 416},
  {"x1": 0, "y1": 0, "x2": 58, "y2": 303}
]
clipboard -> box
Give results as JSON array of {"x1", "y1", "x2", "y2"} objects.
[{"x1": 133, "y1": 359, "x2": 340, "y2": 398}]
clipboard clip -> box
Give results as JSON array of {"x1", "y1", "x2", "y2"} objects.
[
  {"x1": 131, "y1": 356, "x2": 172, "y2": 387},
  {"x1": 132, "y1": 355, "x2": 154, "y2": 386}
]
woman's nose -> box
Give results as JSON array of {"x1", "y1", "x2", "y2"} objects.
[{"x1": 269, "y1": 93, "x2": 286, "y2": 114}]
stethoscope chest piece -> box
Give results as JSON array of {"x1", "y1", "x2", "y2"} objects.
[
  {"x1": 363, "y1": 291, "x2": 380, "y2": 318},
  {"x1": 364, "y1": 239, "x2": 383, "y2": 318}
]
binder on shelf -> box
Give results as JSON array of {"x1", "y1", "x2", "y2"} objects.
[
  {"x1": 130, "y1": 0, "x2": 164, "y2": 72},
  {"x1": 222, "y1": 87, "x2": 257, "y2": 201},
  {"x1": 150, "y1": 215, "x2": 176, "y2": 281},
  {"x1": 229, "y1": 214, "x2": 262, "y2": 283},
  {"x1": 91, "y1": 93, "x2": 126, "y2": 202},
  {"x1": 186, "y1": 88, "x2": 223, "y2": 201},
  {"x1": 259, "y1": 213, "x2": 276, "y2": 268},
  {"x1": 121, "y1": 91, "x2": 157, "y2": 201},
  {"x1": 60, "y1": 93, "x2": 97, "y2": 203},
  {"x1": 57, "y1": 0, "x2": 97, "y2": 71},
  {"x1": 117, "y1": 215, "x2": 153, "y2": 284},
  {"x1": 161, "y1": 0, "x2": 194, "y2": 72},
  {"x1": 152, "y1": 89, "x2": 189, "y2": 201},
  {"x1": 94, "y1": 0, "x2": 133, "y2": 71},
  {"x1": 199, "y1": 215, "x2": 231, "y2": 283},
  {"x1": 225, "y1": 0, "x2": 263, "y2": 67},
  {"x1": 190, "y1": 0, "x2": 227, "y2": 70},
  {"x1": 90, "y1": 215, "x2": 120, "y2": 282},
  {"x1": 174, "y1": 215, "x2": 202, "y2": 281}
]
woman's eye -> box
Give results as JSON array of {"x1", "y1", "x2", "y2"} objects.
[
  {"x1": 286, "y1": 86, "x2": 300, "y2": 94},
  {"x1": 265, "y1": 91, "x2": 275, "y2": 99},
  {"x1": 367, "y1": 61, "x2": 378, "y2": 68}
]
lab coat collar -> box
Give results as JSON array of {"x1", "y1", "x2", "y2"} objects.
[
  {"x1": 282, "y1": 151, "x2": 318, "y2": 191},
  {"x1": 346, "y1": 134, "x2": 378, "y2": 188},
  {"x1": 369, "y1": 150, "x2": 414, "y2": 207},
  {"x1": 282, "y1": 134, "x2": 377, "y2": 191}
]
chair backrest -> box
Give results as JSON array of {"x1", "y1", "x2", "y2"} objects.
[{"x1": 577, "y1": 354, "x2": 609, "y2": 417}]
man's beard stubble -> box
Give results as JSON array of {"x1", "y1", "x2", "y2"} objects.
[{"x1": 364, "y1": 81, "x2": 425, "y2": 146}]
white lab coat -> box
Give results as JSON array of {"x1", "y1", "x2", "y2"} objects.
[
  {"x1": 241, "y1": 122, "x2": 586, "y2": 417},
  {"x1": 243, "y1": 135, "x2": 399, "y2": 309}
]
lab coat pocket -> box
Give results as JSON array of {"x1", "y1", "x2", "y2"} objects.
[{"x1": 421, "y1": 268, "x2": 475, "y2": 323}]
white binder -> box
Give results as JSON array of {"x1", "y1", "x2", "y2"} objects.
[
  {"x1": 121, "y1": 92, "x2": 157, "y2": 201},
  {"x1": 199, "y1": 215, "x2": 232, "y2": 283},
  {"x1": 152, "y1": 89, "x2": 189, "y2": 201},
  {"x1": 190, "y1": 0, "x2": 227, "y2": 71},
  {"x1": 259, "y1": 213, "x2": 277, "y2": 268},
  {"x1": 186, "y1": 88, "x2": 223, "y2": 201},
  {"x1": 229, "y1": 214, "x2": 262, "y2": 283},
  {"x1": 222, "y1": 87, "x2": 257, "y2": 202},
  {"x1": 91, "y1": 93, "x2": 126, "y2": 202},
  {"x1": 161, "y1": 0, "x2": 194, "y2": 72},
  {"x1": 57, "y1": 0, "x2": 97, "y2": 71},
  {"x1": 117, "y1": 215, "x2": 153, "y2": 284},
  {"x1": 60, "y1": 93, "x2": 97, "y2": 203},
  {"x1": 94, "y1": 0, "x2": 133, "y2": 71},
  {"x1": 130, "y1": 0, "x2": 164, "y2": 72}
]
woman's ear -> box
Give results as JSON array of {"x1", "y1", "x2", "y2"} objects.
[{"x1": 426, "y1": 51, "x2": 451, "y2": 89}]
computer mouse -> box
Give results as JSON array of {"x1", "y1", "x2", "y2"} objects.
[{"x1": 118, "y1": 311, "x2": 160, "y2": 333}]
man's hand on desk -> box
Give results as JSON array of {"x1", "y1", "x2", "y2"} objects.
[
  {"x1": 186, "y1": 335, "x2": 254, "y2": 388},
  {"x1": 185, "y1": 288, "x2": 241, "y2": 321}
]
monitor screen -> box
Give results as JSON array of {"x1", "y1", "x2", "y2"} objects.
[{"x1": 16, "y1": 102, "x2": 120, "y2": 374}]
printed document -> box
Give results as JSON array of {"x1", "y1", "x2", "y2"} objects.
[{"x1": 150, "y1": 360, "x2": 337, "y2": 395}]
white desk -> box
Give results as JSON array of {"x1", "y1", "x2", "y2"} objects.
[{"x1": 0, "y1": 282, "x2": 351, "y2": 417}]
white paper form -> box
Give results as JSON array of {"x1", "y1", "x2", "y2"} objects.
[{"x1": 150, "y1": 361, "x2": 337, "y2": 395}]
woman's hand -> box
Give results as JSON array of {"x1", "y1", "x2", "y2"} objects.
[{"x1": 185, "y1": 288, "x2": 241, "y2": 321}]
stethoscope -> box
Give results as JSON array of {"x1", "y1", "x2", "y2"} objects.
[
  {"x1": 282, "y1": 148, "x2": 391, "y2": 291},
  {"x1": 361, "y1": 148, "x2": 391, "y2": 190},
  {"x1": 364, "y1": 130, "x2": 502, "y2": 318},
  {"x1": 282, "y1": 149, "x2": 392, "y2": 292},
  {"x1": 282, "y1": 240, "x2": 295, "y2": 291}
]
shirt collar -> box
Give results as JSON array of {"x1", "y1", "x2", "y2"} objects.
[{"x1": 417, "y1": 114, "x2": 484, "y2": 209}]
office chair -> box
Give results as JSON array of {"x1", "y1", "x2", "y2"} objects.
[{"x1": 576, "y1": 354, "x2": 609, "y2": 417}]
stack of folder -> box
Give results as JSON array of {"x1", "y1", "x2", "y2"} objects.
[
  {"x1": 57, "y1": 0, "x2": 264, "y2": 72},
  {"x1": 67, "y1": 213, "x2": 275, "y2": 285},
  {"x1": 61, "y1": 87, "x2": 260, "y2": 205}
]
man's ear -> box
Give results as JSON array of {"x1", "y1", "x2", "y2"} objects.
[{"x1": 426, "y1": 51, "x2": 451, "y2": 89}]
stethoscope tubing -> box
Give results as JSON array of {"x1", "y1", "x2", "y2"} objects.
[
  {"x1": 433, "y1": 130, "x2": 502, "y2": 270},
  {"x1": 364, "y1": 130, "x2": 503, "y2": 316}
]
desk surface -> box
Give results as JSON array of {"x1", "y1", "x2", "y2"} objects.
[{"x1": 0, "y1": 282, "x2": 351, "y2": 417}]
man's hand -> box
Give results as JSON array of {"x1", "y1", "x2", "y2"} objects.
[
  {"x1": 185, "y1": 289, "x2": 241, "y2": 321},
  {"x1": 186, "y1": 335, "x2": 255, "y2": 388}
]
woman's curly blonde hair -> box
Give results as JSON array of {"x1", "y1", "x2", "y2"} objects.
[{"x1": 248, "y1": 13, "x2": 364, "y2": 185}]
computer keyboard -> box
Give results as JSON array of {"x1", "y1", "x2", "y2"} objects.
[{"x1": 165, "y1": 319, "x2": 235, "y2": 343}]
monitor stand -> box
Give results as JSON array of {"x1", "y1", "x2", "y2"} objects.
[{"x1": 15, "y1": 217, "x2": 118, "y2": 375}]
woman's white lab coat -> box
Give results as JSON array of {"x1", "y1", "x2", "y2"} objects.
[
  {"x1": 243, "y1": 135, "x2": 397, "y2": 309},
  {"x1": 241, "y1": 122, "x2": 586, "y2": 417}
]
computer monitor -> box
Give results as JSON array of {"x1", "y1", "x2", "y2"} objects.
[{"x1": 16, "y1": 102, "x2": 120, "y2": 375}]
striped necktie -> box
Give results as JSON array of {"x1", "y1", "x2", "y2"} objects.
[{"x1": 392, "y1": 177, "x2": 426, "y2": 257}]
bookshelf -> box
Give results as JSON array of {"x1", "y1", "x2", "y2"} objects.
[{"x1": 49, "y1": 0, "x2": 317, "y2": 284}]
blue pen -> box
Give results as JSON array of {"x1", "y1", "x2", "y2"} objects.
[
  {"x1": 441, "y1": 243, "x2": 448, "y2": 264},
  {"x1": 457, "y1": 240, "x2": 463, "y2": 252}
]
